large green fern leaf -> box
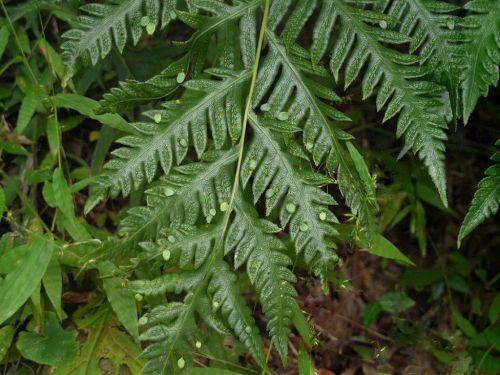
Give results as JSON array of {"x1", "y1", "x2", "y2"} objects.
[
  {"x1": 460, "y1": 0, "x2": 500, "y2": 123},
  {"x1": 458, "y1": 141, "x2": 500, "y2": 245},
  {"x1": 61, "y1": 0, "x2": 175, "y2": 78},
  {"x1": 277, "y1": 0, "x2": 450, "y2": 205},
  {"x1": 376, "y1": 0, "x2": 463, "y2": 118}
]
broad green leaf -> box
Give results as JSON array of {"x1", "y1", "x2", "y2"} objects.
[
  {"x1": 489, "y1": 294, "x2": 500, "y2": 324},
  {"x1": 52, "y1": 168, "x2": 91, "y2": 241},
  {"x1": 0, "y1": 243, "x2": 32, "y2": 273},
  {"x1": 0, "y1": 26, "x2": 9, "y2": 59},
  {"x1": 0, "y1": 186, "x2": 5, "y2": 217},
  {"x1": 46, "y1": 115, "x2": 60, "y2": 157},
  {"x1": 0, "y1": 237, "x2": 54, "y2": 325},
  {"x1": 472, "y1": 349, "x2": 500, "y2": 375},
  {"x1": 16, "y1": 91, "x2": 38, "y2": 134},
  {"x1": 16, "y1": 312, "x2": 77, "y2": 366},
  {"x1": 0, "y1": 325, "x2": 14, "y2": 362},
  {"x1": 378, "y1": 292, "x2": 415, "y2": 314},
  {"x1": 400, "y1": 268, "x2": 443, "y2": 289},
  {"x1": 55, "y1": 306, "x2": 144, "y2": 375},
  {"x1": 298, "y1": 344, "x2": 315, "y2": 375},
  {"x1": 99, "y1": 261, "x2": 138, "y2": 339},
  {"x1": 360, "y1": 233, "x2": 414, "y2": 266},
  {"x1": 0, "y1": 140, "x2": 29, "y2": 155},
  {"x1": 53, "y1": 93, "x2": 130, "y2": 133},
  {"x1": 363, "y1": 301, "x2": 382, "y2": 327},
  {"x1": 42, "y1": 257, "x2": 66, "y2": 320},
  {"x1": 452, "y1": 309, "x2": 478, "y2": 338}
]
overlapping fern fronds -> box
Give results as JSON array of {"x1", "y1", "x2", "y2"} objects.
[{"x1": 60, "y1": 0, "x2": 500, "y2": 372}]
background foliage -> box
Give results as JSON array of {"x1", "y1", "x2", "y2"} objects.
[{"x1": 0, "y1": 0, "x2": 499, "y2": 374}]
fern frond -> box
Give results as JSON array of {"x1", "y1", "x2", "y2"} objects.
[
  {"x1": 129, "y1": 270, "x2": 201, "y2": 296},
  {"x1": 230, "y1": 199, "x2": 298, "y2": 363},
  {"x1": 254, "y1": 31, "x2": 378, "y2": 225},
  {"x1": 176, "y1": 0, "x2": 262, "y2": 73},
  {"x1": 458, "y1": 141, "x2": 500, "y2": 245},
  {"x1": 276, "y1": 0, "x2": 450, "y2": 204},
  {"x1": 139, "y1": 301, "x2": 197, "y2": 374},
  {"x1": 95, "y1": 149, "x2": 236, "y2": 265},
  {"x1": 135, "y1": 258, "x2": 266, "y2": 372},
  {"x1": 85, "y1": 71, "x2": 248, "y2": 213},
  {"x1": 376, "y1": 0, "x2": 463, "y2": 117},
  {"x1": 460, "y1": 0, "x2": 500, "y2": 123},
  {"x1": 121, "y1": 149, "x2": 235, "y2": 229},
  {"x1": 61, "y1": 0, "x2": 175, "y2": 77},
  {"x1": 207, "y1": 260, "x2": 266, "y2": 365},
  {"x1": 226, "y1": 201, "x2": 301, "y2": 363},
  {"x1": 97, "y1": 72, "x2": 178, "y2": 114},
  {"x1": 244, "y1": 112, "x2": 340, "y2": 278}
]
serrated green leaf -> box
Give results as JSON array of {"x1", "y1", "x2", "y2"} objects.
[
  {"x1": 458, "y1": 143, "x2": 500, "y2": 245},
  {"x1": 461, "y1": 0, "x2": 500, "y2": 123}
]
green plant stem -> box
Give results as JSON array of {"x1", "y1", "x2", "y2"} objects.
[{"x1": 220, "y1": 0, "x2": 270, "y2": 240}]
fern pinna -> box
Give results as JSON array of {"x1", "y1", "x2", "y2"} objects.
[{"x1": 63, "y1": 0, "x2": 500, "y2": 372}]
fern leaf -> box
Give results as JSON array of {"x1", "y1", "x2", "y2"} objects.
[
  {"x1": 208, "y1": 261, "x2": 266, "y2": 366},
  {"x1": 176, "y1": 0, "x2": 262, "y2": 74},
  {"x1": 278, "y1": 0, "x2": 450, "y2": 205},
  {"x1": 88, "y1": 149, "x2": 236, "y2": 265},
  {"x1": 139, "y1": 301, "x2": 197, "y2": 374},
  {"x1": 254, "y1": 31, "x2": 378, "y2": 226},
  {"x1": 461, "y1": 0, "x2": 500, "y2": 123},
  {"x1": 85, "y1": 71, "x2": 248, "y2": 212},
  {"x1": 377, "y1": 0, "x2": 463, "y2": 118},
  {"x1": 136, "y1": 256, "x2": 266, "y2": 372},
  {"x1": 119, "y1": 148, "x2": 236, "y2": 236},
  {"x1": 244, "y1": 112, "x2": 340, "y2": 278},
  {"x1": 97, "y1": 54, "x2": 189, "y2": 114},
  {"x1": 458, "y1": 141, "x2": 500, "y2": 245},
  {"x1": 61, "y1": 0, "x2": 175, "y2": 78},
  {"x1": 128, "y1": 270, "x2": 202, "y2": 296},
  {"x1": 229, "y1": 199, "x2": 298, "y2": 364},
  {"x1": 97, "y1": 75, "x2": 177, "y2": 114}
]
